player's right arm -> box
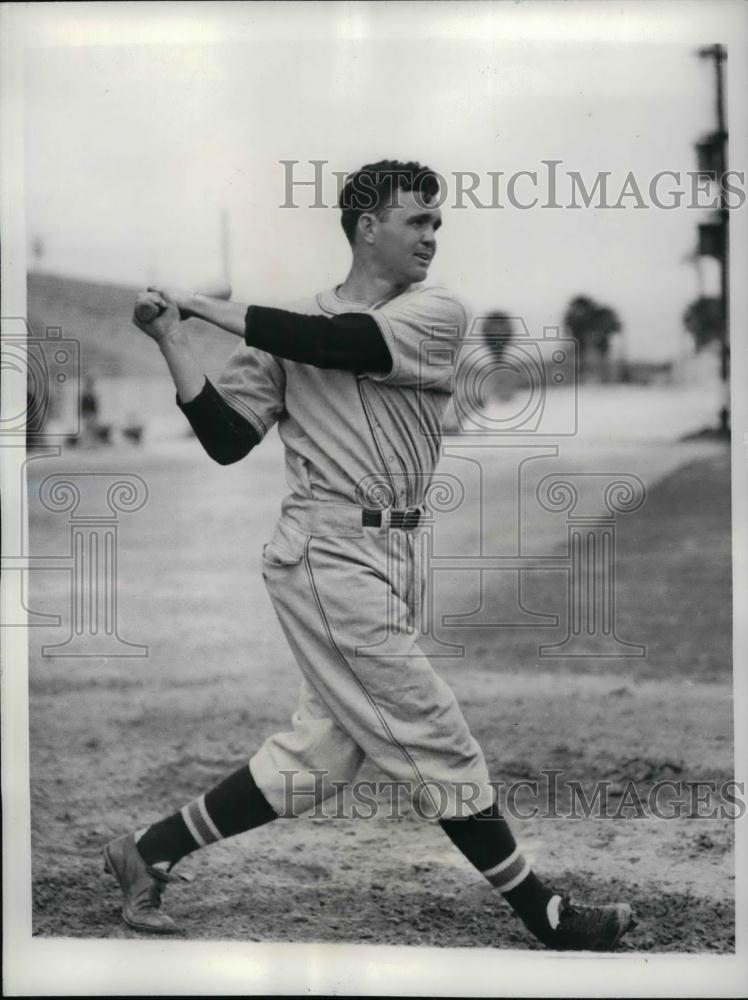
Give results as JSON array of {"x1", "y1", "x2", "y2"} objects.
[
  {"x1": 146, "y1": 284, "x2": 392, "y2": 373},
  {"x1": 133, "y1": 290, "x2": 262, "y2": 465}
]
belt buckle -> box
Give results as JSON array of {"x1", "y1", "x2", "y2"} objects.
[{"x1": 392, "y1": 505, "x2": 420, "y2": 531}]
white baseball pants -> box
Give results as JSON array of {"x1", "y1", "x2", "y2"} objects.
[{"x1": 249, "y1": 502, "x2": 494, "y2": 820}]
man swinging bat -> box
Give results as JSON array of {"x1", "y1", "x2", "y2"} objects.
[{"x1": 104, "y1": 160, "x2": 635, "y2": 950}]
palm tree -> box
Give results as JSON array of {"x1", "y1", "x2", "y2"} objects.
[
  {"x1": 563, "y1": 296, "x2": 597, "y2": 378},
  {"x1": 481, "y1": 311, "x2": 515, "y2": 360},
  {"x1": 563, "y1": 296, "x2": 622, "y2": 380}
]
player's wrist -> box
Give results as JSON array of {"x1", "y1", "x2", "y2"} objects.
[
  {"x1": 187, "y1": 292, "x2": 210, "y2": 320},
  {"x1": 157, "y1": 325, "x2": 190, "y2": 353}
]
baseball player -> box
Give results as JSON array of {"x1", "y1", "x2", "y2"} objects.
[{"x1": 104, "y1": 160, "x2": 635, "y2": 950}]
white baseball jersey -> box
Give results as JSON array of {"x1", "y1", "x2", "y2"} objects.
[{"x1": 214, "y1": 283, "x2": 469, "y2": 509}]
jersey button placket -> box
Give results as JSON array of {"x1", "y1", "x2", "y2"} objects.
[{"x1": 387, "y1": 454, "x2": 405, "y2": 506}]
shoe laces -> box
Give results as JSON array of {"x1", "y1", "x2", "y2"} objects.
[
  {"x1": 558, "y1": 898, "x2": 612, "y2": 934},
  {"x1": 132, "y1": 870, "x2": 168, "y2": 913},
  {"x1": 136, "y1": 883, "x2": 163, "y2": 912}
]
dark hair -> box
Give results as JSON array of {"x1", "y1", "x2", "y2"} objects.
[{"x1": 338, "y1": 159, "x2": 440, "y2": 246}]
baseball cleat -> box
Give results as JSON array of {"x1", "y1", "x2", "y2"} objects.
[
  {"x1": 103, "y1": 833, "x2": 188, "y2": 934},
  {"x1": 542, "y1": 897, "x2": 636, "y2": 951}
]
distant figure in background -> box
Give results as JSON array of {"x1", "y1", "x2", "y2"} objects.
[
  {"x1": 79, "y1": 372, "x2": 111, "y2": 447},
  {"x1": 122, "y1": 411, "x2": 144, "y2": 445},
  {"x1": 80, "y1": 373, "x2": 99, "y2": 444}
]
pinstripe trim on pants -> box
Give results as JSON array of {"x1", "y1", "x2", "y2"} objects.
[{"x1": 303, "y1": 536, "x2": 440, "y2": 818}]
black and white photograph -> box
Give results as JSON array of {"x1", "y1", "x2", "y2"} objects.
[{"x1": 1, "y1": 2, "x2": 747, "y2": 995}]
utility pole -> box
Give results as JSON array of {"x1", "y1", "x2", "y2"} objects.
[{"x1": 696, "y1": 43, "x2": 729, "y2": 433}]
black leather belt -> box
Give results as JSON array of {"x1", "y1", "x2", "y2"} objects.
[{"x1": 362, "y1": 507, "x2": 421, "y2": 530}]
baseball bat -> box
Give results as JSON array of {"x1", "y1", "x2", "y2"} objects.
[{"x1": 134, "y1": 279, "x2": 232, "y2": 323}]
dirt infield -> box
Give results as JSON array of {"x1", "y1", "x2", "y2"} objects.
[{"x1": 27, "y1": 441, "x2": 734, "y2": 951}]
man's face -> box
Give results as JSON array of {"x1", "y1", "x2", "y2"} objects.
[{"x1": 369, "y1": 190, "x2": 442, "y2": 284}]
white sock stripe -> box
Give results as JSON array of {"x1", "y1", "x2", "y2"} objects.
[
  {"x1": 495, "y1": 859, "x2": 531, "y2": 894},
  {"x1": 481, "y1": 846, "x2": 521, "y2": 879},
  {"x1": 197, "y1": 795, "x2": 222, "y2": 841},
  {"x1": 181, "y1": 803, "x2": 208, "y2": 847},
  {"x1": 187, "y1": 799, "x2": 218, "y2": 846}
]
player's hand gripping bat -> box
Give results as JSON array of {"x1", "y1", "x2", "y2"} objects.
[{"x1": 134, "y1": 279, "x2": 232, "y2": 323}]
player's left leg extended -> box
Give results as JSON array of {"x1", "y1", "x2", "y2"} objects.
[
  {"x1": 103, "y1": 762, "x2": 278, "y2": 933},
  {"x1": 103, "y1": 677, "x2": 364, "y2": 934}
]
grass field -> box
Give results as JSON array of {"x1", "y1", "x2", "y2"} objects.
[{"x1": 26, "y1": 429, "x2": 734, "y2": 951}]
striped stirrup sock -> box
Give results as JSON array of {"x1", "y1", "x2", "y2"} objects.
[
  {"x1": 440, "y1": 802, "x2": 557, "y2": 939},
  {"x1": 481, "y1": 845, "x2": 532, "y2": 892},
  {"x1": 135, "y1": 764, "x2": 277, "y2": 868}
]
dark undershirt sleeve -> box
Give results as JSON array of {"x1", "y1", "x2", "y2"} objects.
[
  {"x1": 244, "y1": 306, "x2": 392, "y2": 373},
  {"x1": 176, "y1": 377, "x2": 262, "y2": 465}
]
